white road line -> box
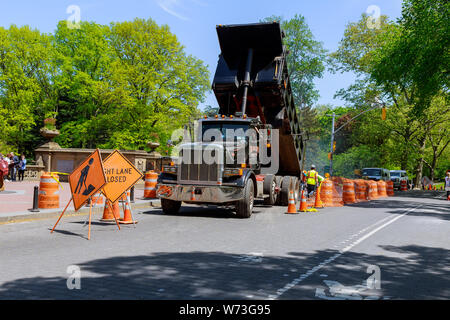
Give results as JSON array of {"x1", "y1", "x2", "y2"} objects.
[
  {"x1": 268, "y1": 204, "x2": 422, "y2": 300},
  {"x1": 340, "y1": 205, "x2": 420, "y2": 253}
]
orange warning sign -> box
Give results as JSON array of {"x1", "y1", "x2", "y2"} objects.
[
  {"x1": 102, "y1": 150, "x2": 144, "y2": 204},
  {"x1": 69, "y1": 149, "x2": 107, "y2": 211}
]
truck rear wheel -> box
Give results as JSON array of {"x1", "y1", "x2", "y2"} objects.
[
  {"x1": 263, "y1": 174, "x2": 277, "y2": 206},
  {"x1": 161, "y1": 198, "x2": 182, "y2": 215},
  {"x1": 280, "y1": 176, "x2": 292, "y2": 206},
  {"x1": 292, "y1": 177, "x2": 300, "y2": 206},
  {"x1": 236, "y1": 178, "x2": 254, "y2": 218}
]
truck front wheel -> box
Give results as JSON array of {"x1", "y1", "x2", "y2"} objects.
[
  {"x1": 236, "y1": 179, "x2": 254, "y2": 218},
  {"x1": 161, "y1": 198, "x2": 182, "y2": 215}
]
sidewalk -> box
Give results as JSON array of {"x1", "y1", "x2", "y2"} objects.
[{"x1": 0, "y1": 180, "x2": 160, "y2": 224}]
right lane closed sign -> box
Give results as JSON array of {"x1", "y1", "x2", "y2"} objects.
[{"x1": 101, "y1": 150, "x2": 144, "y2": 204}]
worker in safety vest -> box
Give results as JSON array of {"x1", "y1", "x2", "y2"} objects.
[{"x1": 306, "y1": 165, "x2": 319, "y2": 198}]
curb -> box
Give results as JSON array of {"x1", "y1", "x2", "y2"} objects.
[{"x1": 0, "y1": 199, "x2": 161, "y2": 225}]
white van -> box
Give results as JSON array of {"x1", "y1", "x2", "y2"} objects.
[{"x1": 362, "y1": 168, "x2": 391, "y2": 182}]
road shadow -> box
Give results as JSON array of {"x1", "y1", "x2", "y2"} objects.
[
  {"x1": 393, "y1": 190, "x2": 446, "y2": 199},
  {"x1": 48, "y1": 228, "x2": 88, "y2": 240},
  {"x1": 346, "y1": 197, "x2": 449, "y2": 221},
  {"x1": 140, "y1": 203, "x2": 266, "y2": 219},
  {"x1": 1, "y1": 244, "x2": 448, "y2": 300}
]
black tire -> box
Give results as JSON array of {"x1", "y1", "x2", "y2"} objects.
[
  {"x1": 263, "y1": 174, "x2": 277, "y2": 206},
  {"x1": 236, "y1": 178, "x2": 254, "y2": 218},
  {"x1": 161, "y1": 198, "x2": 181, "y2": 215},
  {"x1": 280, "y1": 176, "x2": 292, "y2": 207}
]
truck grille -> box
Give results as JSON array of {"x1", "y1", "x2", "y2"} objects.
[{"x1": 179, "y1": 148, "x2": 220, "y2": 184}]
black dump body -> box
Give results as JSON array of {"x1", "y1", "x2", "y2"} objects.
[{"x1": 212, "y1": 22, "x2": 303, "y2": 176}]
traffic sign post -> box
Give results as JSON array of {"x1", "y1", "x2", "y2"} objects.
[
  {"x1": 51, "y1": 149, "x2": 107, "y2": 240},
  {"x1": 69, "y1": 149, "x2": 107, "y2": 211}
]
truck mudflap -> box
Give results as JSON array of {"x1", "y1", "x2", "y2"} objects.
[{"x1": 156, "y1": 184, "x2": 245, "y2": 203}]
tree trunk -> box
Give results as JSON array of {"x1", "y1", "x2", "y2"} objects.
[
  {"x1": 414, "y1": 135, "x2": 427, "y2": 189},
  {"x1": 430, "y1": 156, "x2": 437, "y2": 182}
]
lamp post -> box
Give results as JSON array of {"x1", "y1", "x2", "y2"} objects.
[
  {"x1": 329, "y1": 112, "x2": 336, "y2": 177},
  {"x1": 328, "y1": 100, "x2": 386, "y2": 176}
]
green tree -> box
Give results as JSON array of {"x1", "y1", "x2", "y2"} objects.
[
  {"x1": 262, "y1": 15, "x2": 327, "y2": 107},
  {"x1": 104, "y1": 18, "x2": 210, "y2": 150},
  {"x1": 261, "y1": 15, "x2": 327, "y2": 169},
  {"x1": 331, "y1": 11, "x2": 449, "y2": 184},
  {"x1": 52, "y1": 21, "x2": 114, "y2": 148},
  {"x1": 371, "y1": 0, "x2": 449, "y2": 115},
  {"x1": 0, "y1": 25, "x2": 54, "y2": 155},
  {"x1": 51, "y1": 18, "x2": 210, "y2": 151}
]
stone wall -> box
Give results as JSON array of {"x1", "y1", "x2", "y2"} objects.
[{"x1": 31, "y1": 142, "x2": 170, "y2": 182}]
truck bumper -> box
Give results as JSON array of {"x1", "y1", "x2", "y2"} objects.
[{"x1": 156, "y1": 184, "x2": 244, "y2": 204}]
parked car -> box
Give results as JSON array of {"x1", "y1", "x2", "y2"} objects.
[
  {"x1": 361, "y1": 168, "x2": 391, "y2": 182},
  {"x1": 390, "y1": 170, "x2": 409, "y2": 190}
]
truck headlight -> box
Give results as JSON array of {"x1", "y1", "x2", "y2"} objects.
[
  {"x1": 223, "y1": 168, "x2": 243, "y2": 177},
  {"x1": 163, "y1": 165, "x2": 178, "y2": 174}
]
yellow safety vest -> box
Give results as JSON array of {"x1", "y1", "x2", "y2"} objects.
[{"x1": 307, "y1": 170, "x2": 318, "y2": 185}]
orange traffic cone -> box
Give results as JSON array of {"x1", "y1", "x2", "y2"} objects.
[
  {"x1": 100, "y1": 200, "x2": 120, "y2": 222},
  {"x1": 314, "y1": 185, "x2": 324, "y2": 209},
  {"x1": 285, "y1": 190, "x2": 298, "y2": 214},
  {"x1": 190, "y1": 188, "x2": 196, "y2": 201},
  {"x1": 119, "y1": 192, "x2": 137, "y2": 225},
  {"x1": 299, "y1": 189, "x2": 308, "y2": 212}
]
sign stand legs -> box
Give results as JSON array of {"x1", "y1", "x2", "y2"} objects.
[
  {"x1": 51, "y1": 197, "x2": 73, "y2": 233},
  {"x1": 88, "y1": 196, "x2": 93, "y2": 240},
  {"x1": 86, "y1": 194, "x2": 102, "y2": 240},
  {"x1": 127, "y1": 192, "x2": 137, "y2": 228},
  {"x1": 106, "y1": 200, "x2": 121, "y2": 231}
]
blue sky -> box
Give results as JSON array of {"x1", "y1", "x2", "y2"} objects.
[{"x1": 0, "y1": 0, "x2": 403, "y2": 109}]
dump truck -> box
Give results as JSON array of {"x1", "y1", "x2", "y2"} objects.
[{"x1": 156, "y1": 22, "x2": 305, "y2": 218}]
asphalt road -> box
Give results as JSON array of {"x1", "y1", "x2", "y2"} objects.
[{"x1": 0, "y1": 191, "x2": 448, "y2": 300}]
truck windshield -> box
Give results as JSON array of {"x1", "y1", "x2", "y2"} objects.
[
  {"x1": 202, "y1": 122, "x2": 250, "y2": 142},
  {"x1": 390, "y1": 172, "x2": 400, "y2": 177},
  {"x1": 363, "y1": 169, "x2": 381, "y2": 176}
]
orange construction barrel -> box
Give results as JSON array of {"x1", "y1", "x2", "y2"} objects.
[
  {"x1": 144, "y1": 171, "x2": 158, "y2": 199},
  {"x1": 355, "y1": 180, "x2": 368, "y2": 202},
  {"x1": 342, "y1": 179, "x2": 357, "y2": 204},
  {"x1": 38, "y1": 173, "x2": 60, "y2": 209},
  {"x1": 386, "y1": 181, "x2": 395, "y2": 196},
  {"x1": 400, "y1": 180, "x2": 408, "y2": 191},
  {"x1": 367, "y1": 180, "x2": 379, "y2": 200},
  {"x1": 320, "y1": 179, "x2": 343, "y2": 207},
  {"x1": 377, "y1": 180, "x2": 388, "y2": 197}
]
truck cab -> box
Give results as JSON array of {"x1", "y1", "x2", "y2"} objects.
[
  {"x1": 156, "y1": 22, "x2": 304, "y2": 218},
  {"x1": 390, "y1": 170, "x2": 409, "y2": 190}
]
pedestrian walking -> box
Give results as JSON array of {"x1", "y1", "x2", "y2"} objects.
[
  {"x1": 18, "y1": 154, "x2": 27, "y2": 181},
  {"x1": 10, "y1": 152, "x2": 19, "y2": 182},
  {"x1": 445, "y1": 171, "x2": 450, "y2": 200},
  {"x1": 7, "y1": 153, "x2": 14, "y2": 181}
]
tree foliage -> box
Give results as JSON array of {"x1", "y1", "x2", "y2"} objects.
[
  {"x1": 326, "y1": 6, "x2": 449, "y2": 183},
  {"x1": 0, "y1": 18, "x2": 210, "y2": 155}
]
